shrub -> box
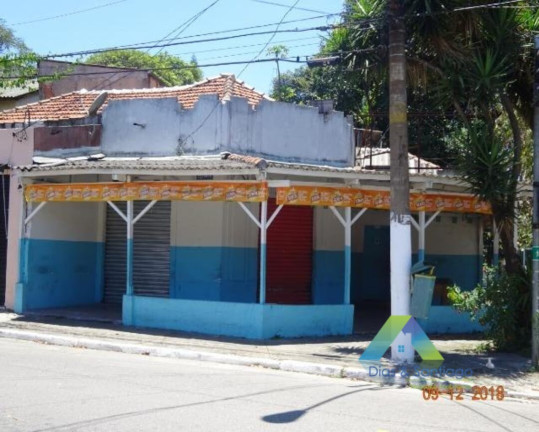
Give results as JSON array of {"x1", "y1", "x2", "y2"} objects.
[{"x1": 447, "y1": 266, "x2": 530, "y2": 351}]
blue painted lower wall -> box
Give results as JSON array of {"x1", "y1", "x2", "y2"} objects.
[
  {"x1": 312, "y1": 250, "x2": 344, "y2": 304},
  {"x1": 417, "y1": 306, "x2": 484, "y2": 334},
  {"x1": 170, "y1": 246, "x2": 257, "y2": 302},
  {"x1": 123, "y1": 295, "x2": 354, "y2": 339},
  {"x1": 351, "y1": 253, "x2": 481, "y2": 302},
  {"x1": 20, "y1": 238, "x2": 104, "y2": 311},
  {"x1": 417, "y1": 254, "x2": 482, "y2": 291}
]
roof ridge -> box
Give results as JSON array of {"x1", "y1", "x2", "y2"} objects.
[
  {"x1": 93, "y1": 75, "x2": 230, "y2": 94},
  {"x1": 0, "y1": 89, "x2": 90, "y2": 116},
  {"x1": 222, "y1": 74, "x2": 236, "y2": 101},
  {"x1": 0, "y1": 74, "x2": 269, "y2": 124}
]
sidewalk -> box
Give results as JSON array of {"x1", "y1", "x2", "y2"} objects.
[{"x1": 1, "y1": 310, "x2": 538, "y2": 400}]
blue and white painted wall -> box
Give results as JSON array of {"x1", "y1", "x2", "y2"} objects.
[
  {"x1": 413, "y1": 213, "x2": 482, "y2": 292},
  {"x1": 170, "y1": 200, "x2": 259, "y2": 303},
  {"x1": 313, "y1": 206, "x2": 347, "y2": 304},
  {"x1": 17, "y1": 200, "x2": 104, "y2": 311},
  {"x1": 311, "y1": 206, "x2": 483, "y2": 331}
]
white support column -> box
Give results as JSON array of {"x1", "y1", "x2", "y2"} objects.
[
  {"x1": 411, "y1": 210, "x2": 440, "y2": 264},
  {"x1": 344, "y1": 207, "x2": 352, "y2": 305},
  {"x1": 14, "y1": 187, "x2": 28, "y2": 313},
  {"x1": 418, "y1": 211, "x2": 426, "y2": 262},
  {"x1": 15, "y1": 197, "x2": 48, "y2": 313},
  {"x1": 133, "y1": 200, "x2": 157, "y2": 225},
  {"x1": 329, "y1": 206, "x2": 367, "y2": 305},
  {"x1": 126, "y1": 200, "x2": 134, "y2": 296},
  {"x1": 259, "y1": 200, "x2": 268, "y2": 304},
  {"x1": 237, "y1": 202, "x2": 261, "y2": 228},
  {"x1": 267, "y1": 204, "x2": 283, "y2": 228},
  {"x1": 24, "y1": 202, "x2": 47, "y2": 226},
  {"x1": 237, "y1": 201, "x2": 284, "y2": 305},
  {"x1": 107, "y1": 201, "x2": 127, "y2": 222}
]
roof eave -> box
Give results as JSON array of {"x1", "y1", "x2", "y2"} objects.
[{"x1": 17, "y1": 167, "x2": 261, "y2": 178}]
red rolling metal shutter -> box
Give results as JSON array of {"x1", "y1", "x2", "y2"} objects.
[{"x1": 266, "y1": 198, "x2": 313, "y2": 304}]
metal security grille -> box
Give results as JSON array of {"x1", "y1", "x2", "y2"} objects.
[
  {"x1": 103, "y1": 201, "x2": 170, "y2": 304},
  {"x1": 266, "y1": 198, "x2": 313, "y2": 304},
  {"x1": 0, "y1": 175, "x2": 9, "y2": 306}
]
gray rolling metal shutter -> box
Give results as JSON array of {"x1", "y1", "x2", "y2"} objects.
[
  {"x1": 132, "y1": 201, "x2": 171, "y2": 298},
  {"x1": 104, "y1": 201, "x2": 171, "y2": 304}
]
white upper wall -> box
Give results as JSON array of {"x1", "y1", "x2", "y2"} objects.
[
  {"x1": 314, "y1": 207, "x2": 479, "y2": 256},
  {"x1": 28, "y1": 202, "x2": 104, "y2": 243},
  {"x1": 101, "y1": 95, "x2": 354, "y2": 166}
]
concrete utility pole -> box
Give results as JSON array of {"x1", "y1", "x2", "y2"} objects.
[
  {"x1": 532, "y1": 36, "x2": 539, "y2": 367},
  {"x1": 389, "y1": 0, "x2": 413, "y2": 363}
]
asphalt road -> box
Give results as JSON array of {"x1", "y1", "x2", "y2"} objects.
[{"x1": 0, "y1": 338, "x2": 537, "y2": 432}]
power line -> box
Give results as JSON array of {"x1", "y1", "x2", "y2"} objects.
[
  {"x1": 2, "y1": 13, "x2": 379, "y2": 65},
  {"x1": 406, "y1": 0, "x2": 529, "y2": 18},
  {"x1": 11, "y1": 0, "x2": 129, "y2": 26},
  {"x1": 90, "y1": 0, "x2": 222, "y2": 90},
  {"x1": 0, "y1": 57, "x2": 310, "y2": 82},
  {"x1": 154, "y1": 0, "x2": 222, "y2": 55},
  {"x1": 183, "y1": 0, "x2": 304, "y2": 143},
  {"x1": 169, "y1": 36, "x2": 321, "y2": 57},
  {"x1": 8, "y1": 0, "x2": 225, "y2": 136},
  {"x1": 251, "y1": 0, "x2": 332, "y2": 15},
  {"x1": 237, "y1": 0, "x2": 302, "y2": 77},
  {"x1": 43, "y1": 25, "x2": 336, "y2": 59},
  {"x1": 0, "y1": 47, "x2": 382, "y2": 81},
  {"x1": 197, "y1": 42, "x2": 320, "y2": 62},
  {"x1": 109, "y1": 12, "x2": 344, "y2": 49},
  {"x1": 454, "y1": 0, "x2": 523, "y2": 12}
]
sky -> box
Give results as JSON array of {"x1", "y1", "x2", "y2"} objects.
[{"x1": 2, "y1": 0, "x2": 344, "y2": 94}]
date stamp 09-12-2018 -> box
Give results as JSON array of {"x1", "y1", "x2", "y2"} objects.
[{"x1": 422, "y1": 386, "x2": 506, "y2": 401}]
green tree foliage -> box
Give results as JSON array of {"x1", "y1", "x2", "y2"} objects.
[
  {"x1": 0, "y1": 19, "x2": 37, "y2": 89},
  {"x1": 0, "y1": 19, "x2": 26, "y2": 53},
  {"x1": 85, "y1": 50, "x2": 202, "y2": 86}
]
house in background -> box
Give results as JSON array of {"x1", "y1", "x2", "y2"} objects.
[
  {"x1": 0, "y1": 74, "x2": 487, "y2": 338},
  {"x1": 0, "y1": 81, "x2": 39, "y2": 111},
  {"x1": 0, "y1": 60, "x2": 166, "y2": 113},
  {"x1": 37, "y1": 60, "x2": 166, "y2": 99}
]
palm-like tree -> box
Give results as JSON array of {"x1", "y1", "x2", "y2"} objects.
[{"x1": 338, "y1": 1, "x2": 537, "y2": 276}]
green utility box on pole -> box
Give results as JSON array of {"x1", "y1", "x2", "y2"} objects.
[{"x1": 410, "y1": 262, "x2": 436, "y2": 319}]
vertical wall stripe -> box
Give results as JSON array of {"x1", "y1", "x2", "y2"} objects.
[
  {"x1": 259, "y1": 200, "x2": 267, "y2": 304},
  {"x1": 344, "y1": 245, "x2": 351, "y2": 304},
  {"x1": 126, "y1": 200, "x2": 133, "y2": 296}
]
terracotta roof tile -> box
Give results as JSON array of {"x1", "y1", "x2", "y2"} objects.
[{"x1": 0, "y1": 74, "x2": 269, "y2": 124}]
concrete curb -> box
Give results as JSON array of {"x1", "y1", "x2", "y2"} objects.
[{"x1": 1, "y1": 327, "x2": 537, "y2": 401}]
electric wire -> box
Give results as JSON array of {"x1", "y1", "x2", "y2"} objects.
[
  {"x1": 44, "y1": 25, "x2": 336, "y2": 59},
  {"x1": 90, "y1": 0, "x2": 222, "y2": 90},
  {"x1": 153, "y1": 0, "x2": 222, "y2": 55},
  {"x1": 169, "y1": 36, "x2": 321, "y2": 57},
  {"x1": 11, "y1": 0, "x2": 129, "y2": 26},
  {"x1": 236, "y1": 0, "x2": 302, "y2": 77},
  {"x1": 181, "y1": 0, "x2": 303, "y2": 144},
  {"x1": 0, "y1": 47, "x2": 381, "y2": 81},
  {"x1": 250, "y1": 0, "x2": 332, "y2": 15},
  {"x1": 7, "y1": 0, "x2": 225, "y2": 135}
]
